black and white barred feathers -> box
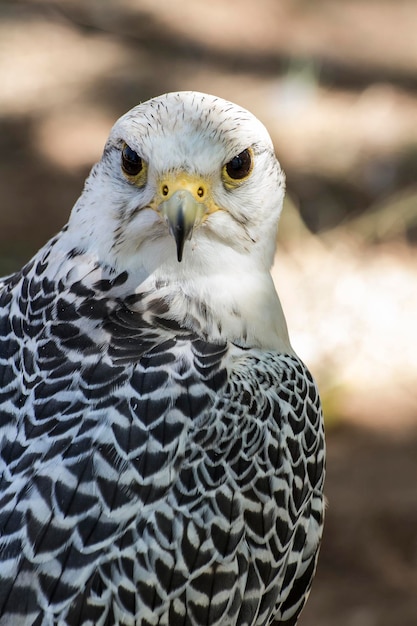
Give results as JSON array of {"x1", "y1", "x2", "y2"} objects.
[{"x1": 0, "y1": 92, "x2": 325, "y2": 626}]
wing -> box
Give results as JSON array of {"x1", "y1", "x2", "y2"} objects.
[{"x1": 0, "y1": 260, "x2": 324, "y2": 626}]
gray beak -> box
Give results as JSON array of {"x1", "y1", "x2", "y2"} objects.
[{"x1": 159, "y1": 189, "x2": 206, "y2": 262}]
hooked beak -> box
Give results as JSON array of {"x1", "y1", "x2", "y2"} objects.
[
  {"x1": 157, "y1": 174, "x2": 216, "y2": 262},
  {"x1": 159, "y1": 188, "x2": 206, "y2": 262}
]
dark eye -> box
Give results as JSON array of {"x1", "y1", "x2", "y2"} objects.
[
  {"x1": 225, "y1": 148, "x2": 253, "y2": 180},
  {"x1": 121, "y1": 144, "x2": 143, "y2": 176}
]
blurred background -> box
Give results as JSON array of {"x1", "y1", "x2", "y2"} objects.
[{"x1": 0, "y1": 0, "x2": 416, "y2": 623}]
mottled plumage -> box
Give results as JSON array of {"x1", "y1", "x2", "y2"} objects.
[{"x1": 0, "y1": 92, "x2": 325, "y2": 626}]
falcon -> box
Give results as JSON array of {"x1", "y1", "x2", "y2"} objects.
[{"x1": 0, "y1": 91, "x2": 325, "y2": 625}]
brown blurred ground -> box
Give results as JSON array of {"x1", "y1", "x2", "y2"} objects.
[{"x1": 0, "y1": 1, "x2": 416, "y2": 623}]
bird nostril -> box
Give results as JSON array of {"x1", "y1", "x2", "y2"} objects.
[
  {"x1": 162, "y1": 184, "x2": 169, "y2": 196},
  {"x1": 197, "y1": 186, "x2": 204, "y2": 198}
]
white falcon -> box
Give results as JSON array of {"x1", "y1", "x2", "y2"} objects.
[{"x1": 0, "y1": 91, "x2": 325, "y2": 626}]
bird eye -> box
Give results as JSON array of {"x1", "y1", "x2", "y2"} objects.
[
  {"x1": 121, "y1": 144, "x2": 143, "y2": 176},
  {"x1": 224, "y1": 148, "x2": 253, "y2": 181}
]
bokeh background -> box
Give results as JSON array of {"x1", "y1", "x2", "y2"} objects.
[{"x1": 1, "y1": 1, "x2": 416, "y2": 624}]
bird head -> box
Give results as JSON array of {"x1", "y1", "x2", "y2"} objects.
[
  {"x1": 64, "y1": 92, "x2": 291, "y2": 350},
  {"x1": 69, "y1": 92, "x2": 285, "y2": 279}
]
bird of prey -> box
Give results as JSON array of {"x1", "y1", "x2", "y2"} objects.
[{"x1": 0, "y1": 91, "x2": 325, "y2": 626}]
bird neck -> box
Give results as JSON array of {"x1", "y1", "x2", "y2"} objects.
[
  {"x1": 133, "y1": 264, "x2": 294, "y2": 353},
  {"x1": 42, "y1": 230, "x2": 293, "y2": 354}
]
